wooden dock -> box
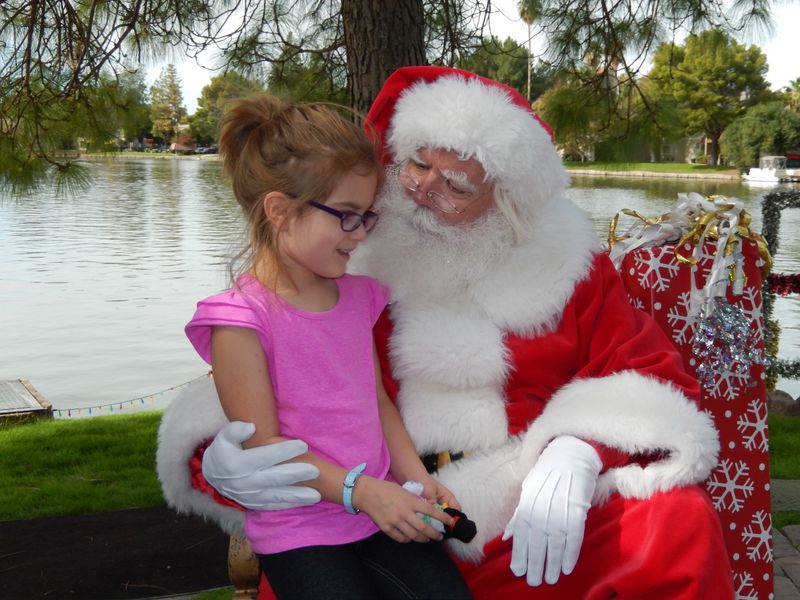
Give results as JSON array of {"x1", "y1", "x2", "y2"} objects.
[{"x1": 0, "y1": 380, "x2": 53, "y2": 424}]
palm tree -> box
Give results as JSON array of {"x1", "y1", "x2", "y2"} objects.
[
  {"x1": 517, "y1": 0, "x2": 543, "y2": 103},
  {"x1": 787, "y1": 78, "x2": 800, "y2": 113}
]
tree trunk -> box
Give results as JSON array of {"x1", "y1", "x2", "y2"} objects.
[
  {"x1": 709, "y1": 133, "x2": 721, "y2": 166},
  {"x1": 526, "y1": 24, "x2": 532, "y2": 103},
  {"x1": 341, "y1": 0, "x2": 427, "y2": 115}
]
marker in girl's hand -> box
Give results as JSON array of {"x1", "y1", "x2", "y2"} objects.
[{"x1": 403, "y1": 481, "x2": 477, "y2": 543}]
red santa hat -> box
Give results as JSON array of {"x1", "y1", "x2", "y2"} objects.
[{"x1": 366, "y1": 66, "x2": 569, "y2": 240}]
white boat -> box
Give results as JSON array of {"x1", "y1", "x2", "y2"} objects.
[
  {"x1": 785, "y1": 153, "x2": 800, "y2": 180},
  {"x1": 743, "y1": 155, "x2": 799, "y2": 183}
]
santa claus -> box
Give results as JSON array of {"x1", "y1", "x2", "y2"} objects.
[{"x1": 157, "y1": 66, "x2": 733, "y2": 598}]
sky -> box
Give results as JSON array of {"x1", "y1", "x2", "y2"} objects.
[{"x1": 148, "y1": 0, "x2": 800, "y2": 115}]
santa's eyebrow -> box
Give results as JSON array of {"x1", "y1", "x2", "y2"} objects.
[
  {"x1": 440, "y1": 169, "x2": 477, "y2": 192},
  {"x1": 408, "y1": 150, "x2": 426, "y2": 165}
]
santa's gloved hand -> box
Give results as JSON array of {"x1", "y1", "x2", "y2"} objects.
[
  {"x1": 202, "y1": 421, "x2": 321, "y2": 510},
  {"x1": 502, "y1": 435, "x2": 601, "y2": 586}
]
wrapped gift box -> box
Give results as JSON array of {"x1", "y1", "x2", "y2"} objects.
[{"x1": 610, "y1": 194, "x2": 772, "y2": 599}]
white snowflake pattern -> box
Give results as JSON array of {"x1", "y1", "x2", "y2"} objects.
[
  {"x1": 634, "y1": 250, "x2": 680, "y2": 292},
  {"x1": 737, "y1": 400, "x2": 769, "y2": 452},
  {"x1": 706, "y1": 459, "x2": 754, "y2": 512},
  {"x1": 705, "y1": 366, "x2": 752, "y2": 401},
  {"x1": 691, "y1": 242, "x2": 716, "y2": 283},
  {"x1": 627, "y1": 294, "x2": 644, "y2": 311},
  {"x1": 741, "y1": 510, "x2": 772, "y2": 562},
  {"x1": 733, "y1": 571, "x2": 757, "y2": 600},
  {"x1": 737, "y1": 286, "x2": 764, "y2": 342},
  {"x1": 666, "y1": 291, "x2": 696, "y2": 345}
]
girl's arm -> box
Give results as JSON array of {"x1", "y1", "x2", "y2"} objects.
[
  {"x1": 371, "y1": 343, "x2": 462, "y2": 511},
  {"x1": 211, "y1": 326, "x2": 452, "y2": 541},
  {"x1": 210, "y1": 326, "x2": 280, "y2": 448},
  {"x1": 211, "y1": 325, "x2": 346, "y2": 500}
]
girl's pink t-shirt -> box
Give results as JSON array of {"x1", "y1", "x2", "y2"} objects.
[{"x1": 185, "y1": 273, "x2": 391, "y2": 554}]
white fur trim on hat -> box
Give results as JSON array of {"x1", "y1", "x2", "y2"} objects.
[{"x1": 387, "y1": 75, "x2": 570, "y2": 240}]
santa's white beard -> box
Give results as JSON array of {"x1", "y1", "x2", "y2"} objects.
[{"x1": 348, "y1": 173, "x2": 515, "y2": 304}]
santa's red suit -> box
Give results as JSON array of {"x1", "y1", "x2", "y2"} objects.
[{"x1": 156, "y1": 67, "x2": 733, "y2": 598}]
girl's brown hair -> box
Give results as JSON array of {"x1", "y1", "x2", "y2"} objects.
[{"x1": 218, "y1": 93, "x2": 382, "y2": 286}]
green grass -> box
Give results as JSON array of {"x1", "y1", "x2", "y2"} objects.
[
  {"x1": 0, "y1": 412, "x2": 164, "y2": 520},
  {"x1": 768, "y1": 415, "x2": 800, "y2": 528},
  {"x1": 564, "y1": 161, "x2": 739, "y2": 175},
  {"x1": 0, "y1": 412, "x2": 797, "y2": 529},
  {"x1": 188, "y1": 587, "x2": 234, "y2": 600},
  {"x1": 769, "y1": 414, "x2": 800, "y2": 479},
  {"x1": 773, "y1": 512, "x2": 800, "y2": 529}
]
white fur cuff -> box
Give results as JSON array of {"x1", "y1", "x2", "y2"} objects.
[
  {"x1": 518, "y1": 370, "x2": 719, "y2": 503},
  {"x1": 155, "y1": 376, "x2": 244, "y2": 535}
]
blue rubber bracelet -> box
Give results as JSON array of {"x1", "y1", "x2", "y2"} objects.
[{"x1": 343, "y1": 462, "x2": 367, "y2": 514}]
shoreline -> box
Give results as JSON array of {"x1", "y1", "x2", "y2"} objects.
[
  {"x1": 81, "y1": 153, "x2": 220, "y2": 162},
  {"x1": 567, "y1": 168, "x2": 741, "y2": 181},
  {"x1": 83, "y1": 155, "x2": 745, "y2": 181}
]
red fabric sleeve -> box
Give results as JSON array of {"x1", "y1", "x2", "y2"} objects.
[
  {"x1": 571, "y1": 255, "x2": 699, "y2": 402},
  {"x1": 579, "y1": 257, "x2": 699, "y2": 470},
  {"x1": 504, "y1": 253, "x2": 699, "y2": 470},
  {"x1": 189, "y1": 439, "x2": 245, "y2": 512},
  {"x1": 573, "y1": 256, "x2": 700, "y2": 470},
  {"x1": 585, "y1": 440, "x2": 630, "y2": 471},
  {"x1": 505, "y1": 256, "x2": 697, "y2": 415}
]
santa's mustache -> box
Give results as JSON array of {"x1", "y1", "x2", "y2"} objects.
[
  {"x1": 349, "y1": 170, "x2": 515, "y2": 299},
  {"x1": 374, "y1": 169, "x2": 446, "y2": 236},
  {"x1": 374, "y1": 169, "x2": 510, "y2": 241}
]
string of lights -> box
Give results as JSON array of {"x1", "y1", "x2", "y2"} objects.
[{"x1": 53, "y1": 374, "x2": 209, "y2": 418}]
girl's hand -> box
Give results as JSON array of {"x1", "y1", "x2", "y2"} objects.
[
  {"x1": 418, "y1": 474, "x2": 462, "y2": 511},
  {"x1": 352, "y1": 477, "x2": 454, "y2": 543}
]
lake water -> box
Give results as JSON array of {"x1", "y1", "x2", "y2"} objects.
[{"x1": 2, "y1": 158, "x2": 798, "y2": 417}]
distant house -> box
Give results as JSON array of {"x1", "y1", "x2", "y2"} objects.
[{"x1": 169, "y1": 142, "x2": 196, "y2": 155}]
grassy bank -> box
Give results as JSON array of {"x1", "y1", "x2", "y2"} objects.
[
  {"x1": 1, "y1": 412, "x2": 798, "y2": 526},
  {"x1": 0, "y1": 412, "x2": 164, "y2": 520},
  {"x1": 82, "y1": 151, "x2": 218, "y2": 161},
  {"x1": 564, "y1": 161, "x2": 740, "y2": 177},
  {"x1": 771, "y1": 415, "x2": 800, "y2": 529},
  {"x1": 768, "y1": 414, "x2": 800, "y2": 479}
]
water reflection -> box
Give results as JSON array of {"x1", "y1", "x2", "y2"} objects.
[
  {"x1": 569, "y1": 174, "x2": 775, "y2": 201},
  {"x1": 1, "y1": 158, "x2": 245, "y2": 413},
  {"x1": 0, "y1": 160, "x2": 797, "y2": 413}
]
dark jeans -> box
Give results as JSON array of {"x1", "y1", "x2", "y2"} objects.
[{"x1": 257, "y1": 531, "x2": 474, "y2": 600}]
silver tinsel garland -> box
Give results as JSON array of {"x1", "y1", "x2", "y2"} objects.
[
  {"x1": 692, "y1": 302, "x2": 769, "y2": 393},
  {"x1": 611, "y1": 192, "x2": 774, "y2": 391}
]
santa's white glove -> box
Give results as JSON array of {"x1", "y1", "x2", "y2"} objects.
[
  {"x1": 502, "y1": 435, "x2": 602, "y2": 586},
  {"x1": 202, "y1": 421, "x2": 321, "y2": 510}
]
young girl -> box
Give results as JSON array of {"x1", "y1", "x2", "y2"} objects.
[{"x1": 185, "y1": 94, "x2": 473, "y2": 600}]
